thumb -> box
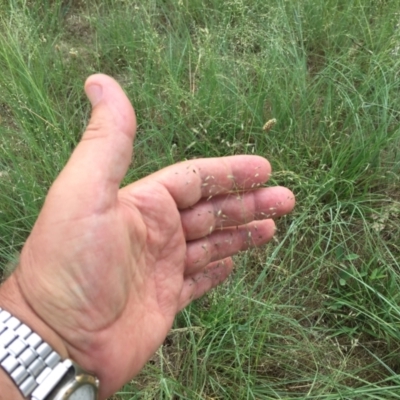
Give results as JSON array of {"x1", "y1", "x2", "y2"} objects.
[{"x1": 53, "y1": 74, "x2": 136, "y2": 212}]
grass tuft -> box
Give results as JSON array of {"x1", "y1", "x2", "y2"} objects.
[{"x1": 2, "y1": 0, "x2": 400, "y2": 398}]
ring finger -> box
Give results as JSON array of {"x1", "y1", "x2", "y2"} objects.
[
  {"x1": 180, "y1": 186, "x2": 294, "y2": 241},
  {"x1": 185, "y1": 219, "x2": 276, "y2": 276}
]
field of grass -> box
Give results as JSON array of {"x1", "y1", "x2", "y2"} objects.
[{"x1": 2, "y1": 0, "x2": 400, "y2": 398}]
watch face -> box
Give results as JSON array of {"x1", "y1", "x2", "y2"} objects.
[{"x1": 68, "y1": 384, "x2": 96, "y2": 400}]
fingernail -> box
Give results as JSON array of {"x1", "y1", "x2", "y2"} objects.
[{"x1": 86, "y1": 84, "x2": 103, "y2": 106}]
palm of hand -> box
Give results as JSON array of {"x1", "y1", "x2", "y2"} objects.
[
  {"x1": 19, "y1": 179, "x2": 189, "y2": 391},
  {"x1": 12, "y1": 75, "x2": 294, "y2": 399}
]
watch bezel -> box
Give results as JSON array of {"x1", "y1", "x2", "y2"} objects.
[{"x1": 48, "y1": 362, "x2": 99, "y2": 400}]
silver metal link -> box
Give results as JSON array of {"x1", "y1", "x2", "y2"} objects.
[
  {"x1": 8, "y1": 338, "x2": 28, "y2": 357},
  {"x1": 0, "y1": 328, "x2": 16, "y2": 346},
  {"x1": 19, "y1": 347, "x2": 38, "y2": 367},
  {"x1": 44, "y1": 351, "x2": 61, "y2": 368},
  {"x1": 28, "y1": 358, "x2": 46, "y2": 377},
  {"x1": 36, "y1": 367, "x2": 52, "y2": 384},
  {"x1": 16, "y1": 323, "x2": 32, "y2": 339},
  {"x1": 1, "y1": 354, "x2": 19, "y2": 373},
  {"x1": 0, "y1": 322, "x2": 6, "y2": 334},
  {"x1": 26, "y1": 332, "x2": 42, "y2": 349},
  {"x1": 11, "y1": 365, "x2": 29, "y2": 384},
  {"x1": 0, "y1": 310, "x2": 11, "y2": 322},
  {"x1": 5, "y1": 316, "x2": 21, "y2": 330},
  {"x1": 37, "y1": 343, "x2": 52, "y2": 359},
  {"x1": 0, "y1": 346, "x2": 8, "y2": 362},
  {"x1": 20, "y1": 375, "x2": 38, "y2": 397}
]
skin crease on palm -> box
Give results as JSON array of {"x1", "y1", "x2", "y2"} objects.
[{"x1": 0, "y1": 74, "x2": 295, "y2": 399}]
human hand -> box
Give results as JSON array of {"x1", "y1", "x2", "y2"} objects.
[{"x1": 0, "y1": 74, "x2": 295, "y2": 399}]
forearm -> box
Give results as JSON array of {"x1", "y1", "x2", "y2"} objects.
[{"x1": 0, "y1": 274, "x2": 69, "y2": 400}]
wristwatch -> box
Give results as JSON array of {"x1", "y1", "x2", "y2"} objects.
[{"x1": 0, "y1": 307, "x2": 99, "y2": 399}]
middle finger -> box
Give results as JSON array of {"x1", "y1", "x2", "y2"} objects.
[{"x1": 180, "y1": 186, "x2": 294, "y2": 241}]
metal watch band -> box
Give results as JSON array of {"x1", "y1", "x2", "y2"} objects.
[{"x1": 0, "y1": 307, "x2": 72, "y2": 400}]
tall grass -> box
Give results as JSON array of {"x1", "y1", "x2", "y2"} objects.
[{"x1": 1, "y1": 0, "x2": 400, "y2": 398}]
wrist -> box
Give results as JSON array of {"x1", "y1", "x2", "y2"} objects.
[
  {"x1": 0, "y1": 273, "x2": 70, "y2": 399},
  {"x1": 0, "y1": 274, "x2": 69, "y2": 360}
]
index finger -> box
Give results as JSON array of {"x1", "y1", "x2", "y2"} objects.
[{"x1": 139, "y1": 155, "x2": 271, "y2": 209}]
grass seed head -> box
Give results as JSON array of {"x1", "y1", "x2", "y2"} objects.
[{"x1": 263, "y1": 118, "x2": 277, "y2": 132}]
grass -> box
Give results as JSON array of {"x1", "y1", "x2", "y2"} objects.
[{"x1": 1, "y1": 0, "x2": 400, "y2": 398}]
